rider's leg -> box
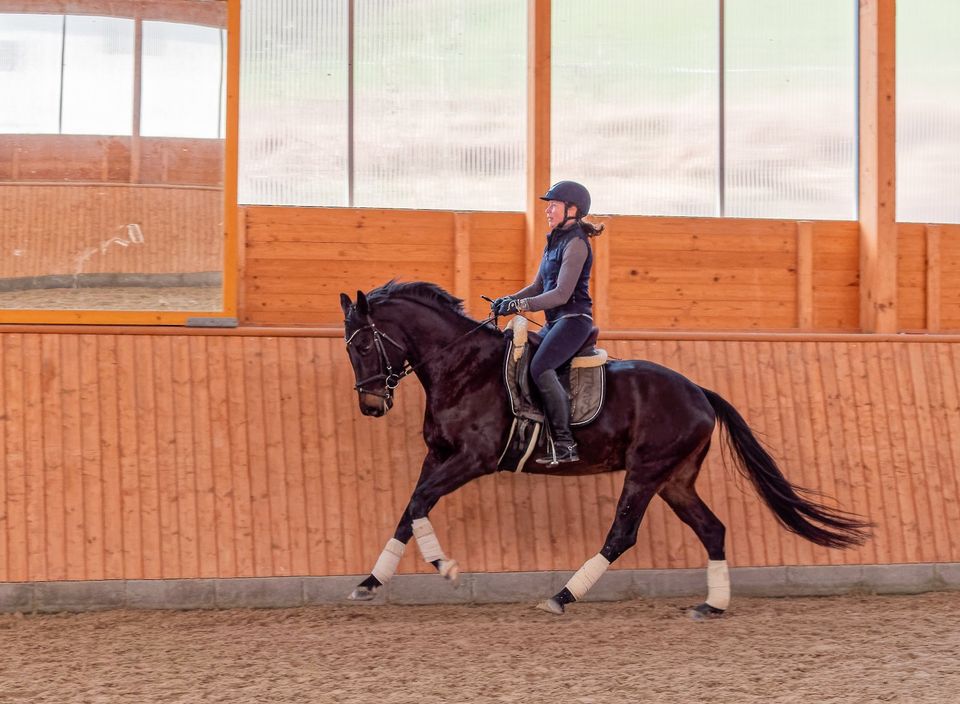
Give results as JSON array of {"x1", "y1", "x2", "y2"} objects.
[
  {"x1": 535, "y1": 368, "x2": 577, "y2": 462},
  {"x1": 530, "y1": 316, "x2": 593, "y2": 465}
]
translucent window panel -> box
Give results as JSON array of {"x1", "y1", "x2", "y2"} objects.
[
  {"x1": 552, "y1": 1, "x2": 718, "y2": 217},
  {"x1": 61, "y1": 15, "x2": 134, "y2": 135},
  {"x1": 354, "y1": 0, "x2": 526, "y2": 211},
  {"x1": 897, "y1": 1, "x2": 960, "y2": 224},
  {"x1": 239, "y1": 0, "x2": 348, "y2": 206},
  {"x1": 0, "y1": 14, "x2": 63, "y2": 133},
  {"x1": 724, "y1": 0, "x2": 856, "y2": 220},
  {"x1": 141, "y1": 21, "x2": 224, "y2": 139}
]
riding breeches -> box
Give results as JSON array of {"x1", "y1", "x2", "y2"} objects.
[{"x1": 529, "y1": 315, "x2": 594, "y2": 385}]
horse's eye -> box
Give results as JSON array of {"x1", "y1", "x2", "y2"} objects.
[{"x1": 357, "y1": 343, "x2": 373, "y2": 355}]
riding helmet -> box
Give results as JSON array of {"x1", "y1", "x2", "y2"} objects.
[{"x1": 539, "y1": 180, "x2": 591, "y2": 217}]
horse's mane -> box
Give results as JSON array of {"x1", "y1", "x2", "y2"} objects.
[{"x1": 366, "y1": 280, "x2": 468, "y2": 318}]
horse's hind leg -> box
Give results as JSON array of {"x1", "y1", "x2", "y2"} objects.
[
  {"x1": 658, "y1": 445, "x2": 730, "y2": 620},
  {"x1": 537, "y1": 471, "x2": 660, "y2": 615}
]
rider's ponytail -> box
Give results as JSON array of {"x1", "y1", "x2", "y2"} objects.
[{"x1": 578, "y1": 218, "x2": 605, "y2": 238}]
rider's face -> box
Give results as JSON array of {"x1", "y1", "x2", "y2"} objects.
[{"x1": 545, "y1": 200, "x2": 574, "y2": 228}]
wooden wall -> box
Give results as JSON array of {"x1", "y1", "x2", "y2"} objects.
[
  {"x1": 0, "y1": 136, "x2": 224, "y2": 187},
  {"x1": 242, "y1": 206, "x2": 960, "y2": 333},
  {"x1": 0, "y1": 184, "x2": 222, "y2": 278},
  {"x1": 0, "y1": 328, "x2": 957, "y2": 583}
]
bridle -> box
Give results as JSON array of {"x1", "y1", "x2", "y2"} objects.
[{"x1": 345, "y1": 313, "x2": 496, "y2": 405}]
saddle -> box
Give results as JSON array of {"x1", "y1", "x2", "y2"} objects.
[{"x1": 498, "y1": 316, "x2": 608, "y2": 472}]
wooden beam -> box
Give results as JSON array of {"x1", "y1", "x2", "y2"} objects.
[
  {"x1": 925, "y1": 224, "x2": 942, "y2": 332},
  {"x1": 221, "y1": 0, "x2": 240, "y2": 319},
  {"x1": 525, "y1": 0, "x2": 550, "y2": 283},
  {"x1": 858, "y1": 0, "x2": 897, "y2": 332},
  {"x1": 796, "y1": 220, "x2": 814, "y2": 329},
  {"x1": 592, "y1": 218, "x2": 611, "y2": 329},
  {"x1": 453, "y1": 213, "x2": 472, "y2": 303}
]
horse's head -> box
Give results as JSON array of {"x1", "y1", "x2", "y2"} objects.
[{"x1": 340, "y1": 289, "x2": 407, "y2": 417}]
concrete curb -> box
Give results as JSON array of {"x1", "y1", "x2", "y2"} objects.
[{"x1": 1, "y1": 563, "x2": 958, "y2": 613}]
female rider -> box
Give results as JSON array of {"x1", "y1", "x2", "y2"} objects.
[{"x1": 492, "y1": 180, "x2": 604, "y2": 465}]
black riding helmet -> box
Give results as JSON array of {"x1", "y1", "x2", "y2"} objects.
[{"x1": 539, "y1": 180, "x2": 591, "y2": 218}]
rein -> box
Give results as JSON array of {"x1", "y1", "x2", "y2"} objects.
[{"x1": 346, "y1": 314, "x2": 497, "y2": 402}]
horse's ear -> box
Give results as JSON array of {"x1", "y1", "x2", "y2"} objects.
[
  {"x1": 356, "y1": 290, "x2": 370, "y2": 316},
  {"x1": 339, "y1": 292, "x2": 353, "y2": 317}
]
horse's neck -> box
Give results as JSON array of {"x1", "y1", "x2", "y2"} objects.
[{"x1": 387, "y1": 302, "x2": 500, "y2": 391}]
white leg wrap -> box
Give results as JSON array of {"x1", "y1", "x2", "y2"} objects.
[
  {"x1": 412, "y1": 518, "x2": 447, "y2": 563},
  {"x1": 565, "y1": 553, "x2": 610, "y2": 601},
  {"x1": 370, "y1": 538, "x2": 405, "y2": 584},
  {"x1": 706, "y1": 559, "x2": 730, "y2": 610}
]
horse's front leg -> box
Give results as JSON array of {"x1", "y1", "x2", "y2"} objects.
[{"x1": 348, "y1": 451, "x2": 484, "y2": 601}]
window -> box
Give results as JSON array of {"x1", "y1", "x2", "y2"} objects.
[
  {"x1": 897, "y1": 0, "x2": 960, "y2": 224},
  {"x1": 725, "y1": 0, "x2": 855, "y2": 219},
  {"x1": 553, "y1": 0, "x2": 718, "y2": 217},
  {"x1": 141, "y1": 21, "x2": 225, "y2": 139},
  {"x1": 0, "y1": 14, "x2": 63, "y2": 133},
  {"x1": 60, "y1": 15, "x2": 135, "y2": 136},
  {"x1": 238, "y1": 0, "x2": 526, "y2": 210},
  {"x1": 552, "y1": 0, "x2": 856, "y2": 219}
]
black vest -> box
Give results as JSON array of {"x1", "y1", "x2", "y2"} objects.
[{"x1": 538, "y1": 223, "x2": 593, "y2": 323}]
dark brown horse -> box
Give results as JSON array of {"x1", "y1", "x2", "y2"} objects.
[{"x1": 339, "y1": 281, "x2": 870, "y2": 616}]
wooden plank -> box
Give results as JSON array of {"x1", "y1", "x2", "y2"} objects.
[
  {"x1": 171, "y1": 336, "x2": 200, "y2": 578},
  {"x1": 58, "y1": 334, "x2": 83, "y2": 581},
  {"x1": 453, "y1": 213, "x2": 472, "y2": 302},
  {"x1": 151, "y1": 336, "x2": 181, "y2": 578},
  {"x1": 856, "y1": 342, "x2": 904, "y2": 563},
  {"x1": 39, "y1": 335, "x2": 65, "y2": 581},
  {"x1": 79, "y1": 335, "x2": 105, "y2": 580},
  {"x1": 934, "y1": 344, "x2": 960, "y2": 559},
  {"x1": 188, "y1": 337, "x2": 220, "y2": 578},
  {"x1": 905, "y1": 344, "x2": 950, "y2": 561},
  {"x1": 329, "y1": 339, "x2": 365, "y2": 574},
  {"x1": 3, "y1": 335, "x2": 28, "y2": 581},
  {"x1": 797, "y1": 221, "x2": 814, "y2": 329},
  {"x1": 926, "y1": 225, "x2": 942, "y2": 332},
  {"x1": 114, "y1": 335, "x2": 142, "y2": 579},
  {"x1": 246, "y1": 240, "x2": 454, "y2": 263},
  {"x1": 96, "y1": 336, "x2": 124, "y2": 579},
  {"x1": 592, "y1": 227, "x2": 610, "y2": 329},
  {"x1": 0, "y1": 337, "x2": 7, "y2": 578},
  {"x1": 258, "y1": 337, "x2": 294, "y2": 574},
  {"x1": 225, "y1": 337, "x2": 255, "y2": 576},
  {"x1": 134, "y1": 336, "x2": 162, "y2": 579},
  {"x1": 313, "y1": 339, "x2": 345, "y2": 574},
  {"x1": 242, "y1": 337, "x2": 277, "y2": 577},
  {"x1": 858, "y1": 0, "x2": 897, "y2": 332},
  {"x1": 277, "y1": 338, "x2": 309, "y2": 576},
  {"x1": 244, "y1": 206, "x2": 455, "y2": 233}
]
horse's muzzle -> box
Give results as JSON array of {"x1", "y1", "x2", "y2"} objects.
[{"x1": 359, "y1": 391, "x2": 392, "y2": 417}]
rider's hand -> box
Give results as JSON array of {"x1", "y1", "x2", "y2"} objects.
[
  {"x1": 495, "y1": 298, "x2": 518, "y2": 316},
  {"x1": 490, "y1": 296, "x2": 508, "y2": 314}
]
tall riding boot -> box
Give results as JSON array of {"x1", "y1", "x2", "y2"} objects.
[{"x1": 535, "y1": 369, "x2": 579, "y2": 465}]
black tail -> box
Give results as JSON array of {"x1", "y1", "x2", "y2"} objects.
[{"x1": 701, "y1": 387, "x2": 872, "y2": 549}]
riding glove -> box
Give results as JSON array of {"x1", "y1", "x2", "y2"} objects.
[
  {"x1": 490, "y1": 296, "x2": 509, "y2": 314},
  {"x1": 495, "y1": 298, "x2": 519, "y2": 316}
]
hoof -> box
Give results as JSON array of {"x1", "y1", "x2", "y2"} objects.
[
  {"x1": 536, "y1": 598, "x2": 565, "y2": 615},
  {"x1": 347, "y1": 586, "x2": 378, "y2": 601},
  {"x1": 687, "y1": 602, "x2": 725, "y2": 620},
  {"x1": 439, "y1": 560, "x2": 461, "y2": 589}
]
